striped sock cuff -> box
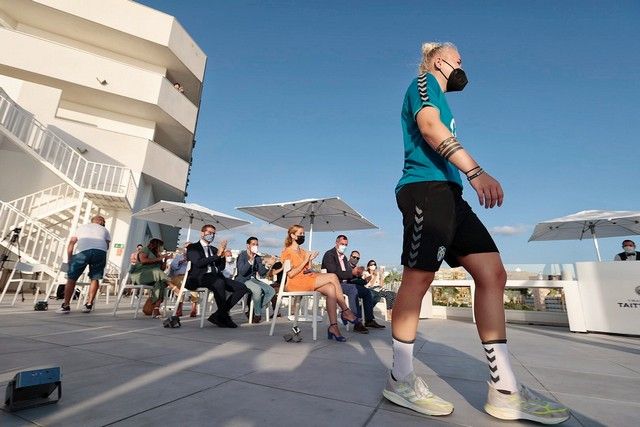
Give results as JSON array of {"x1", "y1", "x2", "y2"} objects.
[
  {"x1": 392, "y1": 335, "x2": 416, "y2": 344},
  {"x1": 482, "y1": 339, "x2": 507, "y2": 345}
]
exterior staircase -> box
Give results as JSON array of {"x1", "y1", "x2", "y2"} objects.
[
  {"x1": 0, "y1": 201, "x2": 65, "y2": 278},
  {"x1": 0, "y1": 87, "x2": 132, "y2": 279},
  {"x1": 8, "y1": 183, "x2": 80, "y2": 237}
]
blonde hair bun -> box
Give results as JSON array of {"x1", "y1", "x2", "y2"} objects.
[{"x1": 419, "y1": 41, "x2": 457, "y2": 74}]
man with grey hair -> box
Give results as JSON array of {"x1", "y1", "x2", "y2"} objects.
[{"x1": 58, "y1": 215, "x2": 111, "y2": 314}]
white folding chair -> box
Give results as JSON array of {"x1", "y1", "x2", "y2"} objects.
[
  {"x1": 39, "y1": 263, "x2": 67, "y2": 303},
  {"x1": 168, "y1": 262, "x2": 216, "y2": 328},
  {"x1": 163, "y1": 262, "x2": 191, "y2": 314},
  {"x1": 112, "y1": 272, "x2": 155, "y2": 319},
  {"x1": 269, "y1": 260, "x2": 321, "y2": 340},
  {"x1": 356, "y1": 295, "x2": 390, "y2": 323},
  {"x1": 0, "y1": 262, "x2": 50, "y2": 306},
  {"x1": 75, "y1": 277, "x2": 114, "y2": 308}
]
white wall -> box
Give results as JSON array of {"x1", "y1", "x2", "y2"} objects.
[
  {"x1": 57, "y1": 100, "x2": 156, "y2": 140},
  {"x1": 16, "y1": 23, "x2": 167, "y2": 75},
  {"x1": 0, "y1": 147, "x2": 62, "y2": 201}
]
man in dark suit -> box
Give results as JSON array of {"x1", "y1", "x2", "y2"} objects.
[
  {"x1": 321, "y1": 235, "x2": 385, "y2": 333},
  {"x1": 186, "y1": 224, "x2": 248, "y2": 328}
]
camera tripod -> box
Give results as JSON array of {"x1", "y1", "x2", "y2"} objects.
[{"x1": 0, "y1": 227, "x2": 25, "y2": 302}]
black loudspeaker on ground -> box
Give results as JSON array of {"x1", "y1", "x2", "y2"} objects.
[{"x1": 4, "y1": 367, "x2": 62, "y2": 411}]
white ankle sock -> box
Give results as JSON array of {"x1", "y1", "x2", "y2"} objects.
[
  {"x1": 482, "y1": 340, "x2": 518, "y2": 393},
  {"x1": 392, "y1": 337, "x2": 415, "y2": 380}
]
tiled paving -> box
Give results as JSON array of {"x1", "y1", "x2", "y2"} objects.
[{"x1": 0, "y1": 298, "x2": 638, "y2": 426}]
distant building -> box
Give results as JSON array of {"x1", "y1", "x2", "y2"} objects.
[
  {"x1": 434, "y1": 267, "x2": 467, "y2": 280},
  {"x1": 0, "y1": 0, "x2": 206, "y2": 280}
]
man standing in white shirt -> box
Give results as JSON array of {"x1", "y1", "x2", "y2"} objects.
[{"x1": 58, "y1": 215, "x2": 111, "y2": 314}]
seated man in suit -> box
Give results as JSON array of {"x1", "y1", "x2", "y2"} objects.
[
  {"x1": 321, "y1": 235, "x2": 382, "y2": 333},
  {"x1": 186, "y1": 224, "x2": 249, "y2": 328}
]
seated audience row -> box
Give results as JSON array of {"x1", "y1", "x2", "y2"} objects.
[{"x1": 94, "y1": 224, "x2": 396, "y2": 340}]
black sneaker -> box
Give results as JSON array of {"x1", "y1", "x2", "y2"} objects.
[
  {"x1": 57, "y1": 304, "x2": 70, "y2": 314},
  {"x1": 81, "y1": 304, "x2": 93, "y2": 313}
]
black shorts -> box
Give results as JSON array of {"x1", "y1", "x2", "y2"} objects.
[{"x1": 396, "y1": 181, "x2": 499, "y2": 272}]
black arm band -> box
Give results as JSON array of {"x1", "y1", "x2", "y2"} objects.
[
  {"x1": 464, "y1": 166, "x2": 481, "y2": 175},
  {"x1": 435, "y1": 136, "x2": 463, "y2": 160},
  {"x1": 467, "y1": 168, "x2": 485, "y2": 182}
]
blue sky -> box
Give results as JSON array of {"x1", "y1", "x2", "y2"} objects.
[{"x1": 140, "y1": 0, "x2": 639, "y2": 268}]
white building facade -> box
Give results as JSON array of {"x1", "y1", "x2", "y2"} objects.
[{"x1": 0, "y1": 0, "x2": 206, "y2": 280}]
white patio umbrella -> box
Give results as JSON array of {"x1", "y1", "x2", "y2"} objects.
[
  {"x1": 132, "y1": 201, "x2": 251, "y2": 242},
  {"x1": 528, "y1": 210, "x2": 640, "y2": 261},
  {"x1": 236, "y1": 196, "x2": 378, "y2": 250}
]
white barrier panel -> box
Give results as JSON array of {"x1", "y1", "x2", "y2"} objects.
[{"x1": 575, "y1": 262, "x2": 640, "y2": 335}]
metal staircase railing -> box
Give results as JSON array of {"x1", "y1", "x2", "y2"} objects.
[
  {"x1": 0, "y1": 88, "x2": 137, "y2": 208},
  {"x1": 8, "y1": 183, "x2": 79, "y2": 219},
  {"x1": 0, "y1": 201, "x2": 65, "y2": 277}
]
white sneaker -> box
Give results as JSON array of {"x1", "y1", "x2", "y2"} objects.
[
  {"x1": 57, "y1": 304, "x2": 70, "y2": 314},
  {"x1": 485, "y1": 382, "x2": 570, "y2": 424},
  {"x1": 81, "y1": 304, "x2": 93, "y2": 313},
  {"x1": 383, "y1": 371, "x2": 454, "y2": 416}
]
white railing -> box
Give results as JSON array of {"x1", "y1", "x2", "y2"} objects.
[
  {"x1": 8, "y1": 183, "x2": 79, "y2": 219},
  {"x1": 427, "y1": 277, "x2": 576, "y2": 326},
  {"x1": 0, "y1": 201, "x2": 64, "y2": 275},
  {"x1": 0, "y1": 88, "x2": 137, "y2": 207}
]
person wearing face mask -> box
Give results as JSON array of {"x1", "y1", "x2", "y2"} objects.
[
  {"x1": 321, "y1": 236, "x2": 383, "y2": 332},
  {"x1": 385, "y1": 42, "x2": 569, "y2": 423},
  {"x1": 186, "y1": 224, "x2": 249, "y2": 328},
  {"x1": 614, "y1": 240, "x2": 639, "y2": 261},
  {"x1": 362, "y1": 259, "x2": 396, "y2": 320},
  {"x1": 236, "y1": 237, "x2": 276, "y2": 323},
  {"x1": 346, "y1": 250, "x2": 386, "y2": 329},
  {"x1": 280, "y1": 225, "x2": 357, "y2": 342},
  {"x1": 129, "y1": 238, "x2": 171, "y2": 318},
  {"x1": 222, "y1": 250, "x2": 236, "y2": 278}
]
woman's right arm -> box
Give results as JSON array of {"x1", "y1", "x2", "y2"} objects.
[
  {"x1": 286, "y1": 252, "x2": 310, "y2": 279},
  {"x1": 416, "y1": 107, "x2": 503, "y2": 208}
]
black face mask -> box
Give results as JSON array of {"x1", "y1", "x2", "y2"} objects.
[
  {"x1": 440, "y1": 59, "x2": 468, "y2": 92},
  {"x1": 295, "y1": 235, "x2": 305, "y2": 245}
]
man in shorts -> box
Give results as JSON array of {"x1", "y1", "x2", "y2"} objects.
[
  {"x1": 384, "y1": 42, "x2": 569, "y2": 424},
  {"x1": 58, "y1": 215, "x2": 111, "y2": 314}
]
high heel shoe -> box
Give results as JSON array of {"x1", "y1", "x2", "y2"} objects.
[
  {"x1": 327, "y1": 323, "x2": 347, "y2": 342},
  {"x1": 340, "y1": 308, "x2": 358, "y2": 326}
]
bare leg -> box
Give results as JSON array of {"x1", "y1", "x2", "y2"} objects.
[
  {"x1": 391, "y1": 267, "x2": 434, "y2": 342},
  {"x1": 457, "y1": 252, "x2": 507, "y2": 341},
  {"x1": 63, "y1": 279, "x2": 77, "y2": 306},
  {"x1": 315, "y1": 283, "x2": 337, "y2": 325},
  {"x1": 314, "y1": 273, "x2": 356, "y2": 321},
  {"x1": 86, "y1": 280, "x2": 99, "y2": 305}
]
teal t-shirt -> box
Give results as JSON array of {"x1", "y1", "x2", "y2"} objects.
[{"x1": 395, "y1": 72, "x2": 462, "y2": 193}]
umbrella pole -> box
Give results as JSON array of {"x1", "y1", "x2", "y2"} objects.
[
  {"x1": 308, "y1": 213, "x2": 314, "y2": 251},
  {"x1": 185, "y1": 214, "x2": 194, "y2": 244},
  {"x1": 590, "y1": 226, "x2": 602, "y2": 261}
]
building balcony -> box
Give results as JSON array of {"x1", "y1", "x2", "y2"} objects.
[
  {"x1": 47, "y1": 118, "x2": 189, "y2": 193},
  {"x1": 0, "y1": 0, "x2": 205, "y2": 96},
  {"x1": 0, "y1": 27, "x2": 198, "y2": 135}
]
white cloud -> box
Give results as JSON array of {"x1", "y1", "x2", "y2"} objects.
[{"x1": 489, "y1": 225, "x2": 528, "y2": 236}]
